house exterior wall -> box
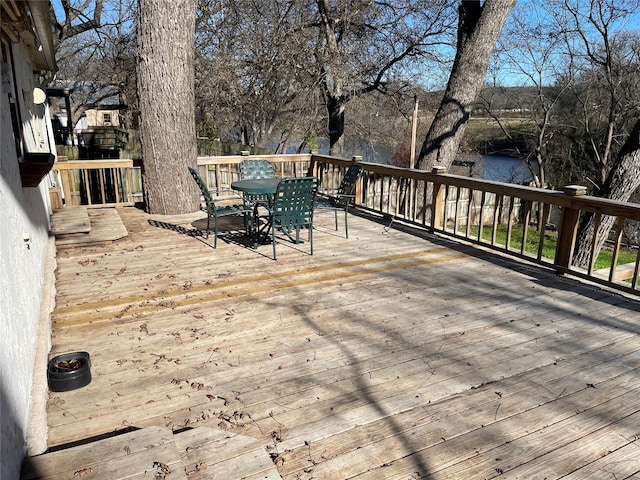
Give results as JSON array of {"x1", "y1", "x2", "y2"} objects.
[
  {"x1": 85, "y1": 108, "x2": 121, "y2": 127},
  {"x1": 1, "y1": 2, "x2": 57, "y2": 477}
]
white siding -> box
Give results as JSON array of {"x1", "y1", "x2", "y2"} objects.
[{"x1": 1, "y1": 36, "x2": 54, "y2": 480}]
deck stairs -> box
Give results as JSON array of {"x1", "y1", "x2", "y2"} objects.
[
  {"x1": 50, "y1": 206, "x2": 128, "y2": 246},
  {"x1": 21, "y1": 426, "x2": 282, "y2": 479}
]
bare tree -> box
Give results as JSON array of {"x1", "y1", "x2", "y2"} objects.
[
  {"x1": 573, "y1": 118, "x2": 640, "y2": 266},
  {"x1": 56, "y1": 0, "x2": 105, "y2": 40},
  {"x1": 137, "y1": 0, "x2": 200, "y2": 214},
  {"x1": 195, "y1": 0, "x2": 456, "y2": 155},
  {"x1": 481, "y1": 0, "x2": 574, "y2": 190},
  {"x1": 545, "y1": 0, "x2": 640, "y2": 267},
  {"x1": 416, "y1": 0, "x2": 516, "y2": 170},
  {"x1": 53, "y1": 0, "x2": 137, "y2": 128},
  {"x1": 313, "y1": 0, "x2": 456, "y2": 156},
  {"x1": 195, "y1": 0, "x2": 323, "y2": 151}
]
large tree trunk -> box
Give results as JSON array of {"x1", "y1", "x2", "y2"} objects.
[
  {"x1": 326, "y1": 95, "x2": 345, "y2": 156},
  {"x1": 416, "y1": 0, "x2": 516, "y2": 171},
  {"x1": 572, "y1": 118, "x2": 640, "y2": 268},
  {"x1": 137, "y1": 0, "x2": 200, "y2": 215}
]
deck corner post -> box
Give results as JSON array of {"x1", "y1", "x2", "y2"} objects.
[
  {"x1": 307, "y1": 153, "x2": 319, "y2": 177},
  {"x1": 555, "y1": 185, "x2": 586, "y2": 272},
  {"x1": 430, "y1": 166, "x2": 447, "y2": 231}
]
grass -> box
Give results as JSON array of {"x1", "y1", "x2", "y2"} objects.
[{"x1": 456, "y1": 223, "x2": 636, "y2": 269}]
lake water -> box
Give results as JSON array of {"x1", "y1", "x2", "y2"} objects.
[
  {"x1": 351, "y1": 143, "x2": 538, "y2": 185},
  {"x1": 469, "y1": 155, "x2": 538, "y2": 184},
  {"x1": 283, "y1": 139, "x2": 538, "y2": 185}
]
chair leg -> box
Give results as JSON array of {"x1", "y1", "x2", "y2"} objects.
[
  {"x1": 272, "y1": 223, "x2": 277, "y2": 260},
  {"x1": 204, "y1": 215, "x2": 211, "y2": 239},
  {"x1": 344, "y1": 208, "x2": 349, "y2": 239},
  {"x1": 334, "y1": 209, "x2": 338, "y2": 231},
  {"x1": 213, "y1": 215, "x2": 218, "y2": 249},
  {"x1": 309, "y1": 222, "x2": 313, "y2": 255}
]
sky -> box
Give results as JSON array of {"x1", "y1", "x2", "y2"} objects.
[{"x1": 49, "y1": 0, "x2": 640, "y2": 90}]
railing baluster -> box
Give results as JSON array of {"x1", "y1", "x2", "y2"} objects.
[
  {"x1": 453, "y1": 187, "x2": 460, "y2": 234},
  {"x1": 443, "y1": 185, "x2": 451, "y2": 232},
  {"x1": 521, "y1": 201, "x2": 531, "y2": 256},
  {"x1": 83, "y1": 169, "x2": 92, "y2": 206},
  {"x1": 633, "y1": 249, "x2": 640, "y2": 290},
  {"x1": 430, "y1": 167, "x2": 446, "y2": 232},
  {"x1": 98, "y1": 168, "x2": 106, "y2": 204},
  {"x1": 537, "y1": 203, "x2": 551, "y2": 260},
  {"x1": 609, "y1": 217, "x2": 625, "y2": 283},
  {"x1": 127, "y1": 168, "x2": 133, "y2": 203},
  {"x1": 465, "y1": 189, "x2": 473, "y2": 238},
  {"x1": 491, "y1": 194, "x2": 501, "y2": 245},
  {"x1": 478, "y1": 191, "x2": 486, "y2": 242},
  {"x1": 506, "y1": 196, "x2": 515, "y2": 251},
  {"x1": 588, "y1": 213, "x2": 602, "y2": 276},
  {"x1": 113, "y1": 168, "x2": 120, "y2": 204}
]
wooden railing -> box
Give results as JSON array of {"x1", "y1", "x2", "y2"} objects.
[
  {"x1": 52, "y1": 159, "x2": 142, "y2": 207},
  {"x1": 195, "y1": 153, "x2": 314, "y2": 191},
  {"x1": 201, "y1": 153, "x2": 640, "y2": 295},
  {"x1": 53, "y1": 152, "x2": 640, "y2": 295}
]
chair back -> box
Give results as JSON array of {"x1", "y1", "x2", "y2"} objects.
[
  {"x1": 337, "y1": 163, "x2": 364, "y2": 197},
  {"x1": 239, "y1": 159, "x2": 276, "y2": 180},
  {"x1": 188, "y1": 166, "x2": 214, "y2": 208},
  {"x1": 239, "y1": 159, "x2": 276, "y2": 205},
  {"x1": 272, "y1": 177, "x2": 319, "y2": 228}
]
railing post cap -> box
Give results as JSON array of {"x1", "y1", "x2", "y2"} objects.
[
  {"x1": 432, "y1": 165, "x2": 446, "y2": 174},
  {"x1": 240, "y1": 150, "x2": 250, "y2": 156},
  {"x1": 564, "y1": 185, "x2": 587, "y2": 196},
  {"x1": 352, "y1": 156, "x2": 363, "y2": 162}
]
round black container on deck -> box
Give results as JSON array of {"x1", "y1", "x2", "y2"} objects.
[{"x1": 47, "y1": 351, "x2": 91, "y2": 392}]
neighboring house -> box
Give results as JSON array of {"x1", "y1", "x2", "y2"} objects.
[
  {"x1": 1, "y1": 0, "x2": 58, "y2": 477},
  {"x1": 48, "y1": 83, "x2": 129, "y2": 158},
  {"x1": 85, "y1": 105, "x2": 124, "y2": 128}
]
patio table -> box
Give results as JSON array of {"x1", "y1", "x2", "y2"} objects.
[
  {"x1": 231, "y1": 178, "x2": 282, "y2": 247},
  {"x1": 231, "y1": 178, "x2": 281, "y2": 197}
]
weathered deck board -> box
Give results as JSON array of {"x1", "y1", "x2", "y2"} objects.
[
  {"x1": 50, "y1": 206, "x2": 90, "y2": 235},
  {"x1": 173, "y1": 427, "x2": 282, "y2": 479},
  {"x1": 278, "y1": 341, "x2": 640, "y2": 478},
  {"x1": 21, "y1": 426, "x2": 186, "y2": 480},
  {"x1": 54, "y1": 208, "x2": 128, "y2": 246},
  {"x1": 40, "y1": 206, "x2": 640, "y2": 479}
]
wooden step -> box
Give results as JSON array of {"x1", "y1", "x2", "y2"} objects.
[
  {"x1": 21, "y1": 426, "x2": 187, "y2": 479},
  {"x1": 53, "y1": 207, "x2": 128, "y2": 247},
  {"x1": 50, "y1": 206, "x2": 91, "y2": 235},
  {"x1": 20, "y1": 426, "x2": 282, "y2": 479}
]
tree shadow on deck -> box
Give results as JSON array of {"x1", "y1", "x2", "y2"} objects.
[{"x1": 239, "y1": 209, "x2": 640, "y2": 477}]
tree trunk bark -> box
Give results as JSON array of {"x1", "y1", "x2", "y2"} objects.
[
  {"x1": 327, "y1": 95, "x2": 345, "y2": 156},
  {"x1": 416, "y1": 0, "x2": 516, "y2": 171},
  {"x1": 572, "y1": 118, "x2": 640, "y2": 268},
  {"x1": 137, "y1": 0, "x2": 200, "y2": 215}
]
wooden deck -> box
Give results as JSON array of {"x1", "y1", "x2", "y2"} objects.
[{"x1": 31, "y1": 206, "x2": 640, "y2": 479}]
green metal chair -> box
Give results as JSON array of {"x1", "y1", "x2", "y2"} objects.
[
  {"x1": 267, "y1": 176, "x2": 319, "y2": 260},
  {"x1": 239, "y1": 159, "x2": 276, "y2": 207},
  {"x1": 188, "y1": 167, "x2": 253, "y2": 248},
  {"x1": 314, "y1": 163, "x2": 364, "y2": 238}
]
